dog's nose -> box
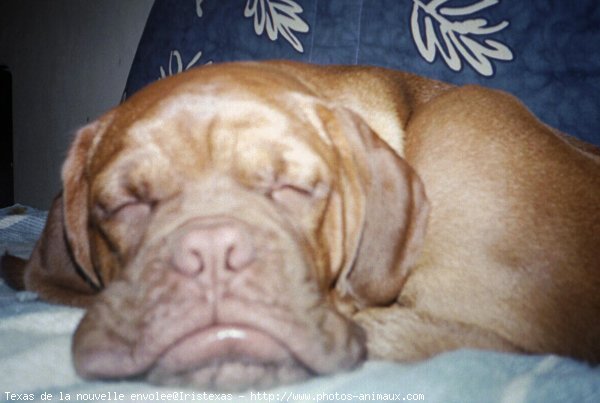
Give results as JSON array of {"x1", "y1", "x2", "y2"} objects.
[{"x1": 171, "y1": 221, "x2": 256, "y2": 277}]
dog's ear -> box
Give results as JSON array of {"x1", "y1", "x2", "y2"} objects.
[
  {"x1": 21, "y1": 194, "x2": 99, "y2": 307},
  {"x1": 327, "y1": 107, "x2": 429, "y2": 308},
  {"x1": 61, "y1": 114, "x2": 113, "y2": 289}
]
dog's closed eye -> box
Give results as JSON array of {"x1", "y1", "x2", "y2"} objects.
[
  {"x1": 108, "y1": 201, "x2": 152, "y2": 223},
  {"x1": 270, "y1": 183, "x2": 311, "y2": 202},
  {"x1": 269, "y1": 180, "x2": 329, "y2": 210}
]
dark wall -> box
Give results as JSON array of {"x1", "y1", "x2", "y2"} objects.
[{"x1": 0, "y1": 66, "x2": 13, "y2": 207}]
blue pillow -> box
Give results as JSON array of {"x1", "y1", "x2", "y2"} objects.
[{"x1": 125, "y1": 0, "x2": 600, "y2": 145}]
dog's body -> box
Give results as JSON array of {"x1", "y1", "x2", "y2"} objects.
[{"x1": 2, "y1": 61, "x2": 599, "y2": 390}]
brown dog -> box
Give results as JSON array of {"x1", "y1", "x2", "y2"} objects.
[{"x1": 2, "y1": 60, "x2": 599, "y2": 390}]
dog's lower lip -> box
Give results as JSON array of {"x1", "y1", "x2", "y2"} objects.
[{"x1": 155, "y1": 325, "x2": 294, "y2": 372}]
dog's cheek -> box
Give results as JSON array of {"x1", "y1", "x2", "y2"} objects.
[
  {"x1": 90, "y1": 231, "x2": 122, "y2": 285},
  {"x1": 91, "y1": 204, "x2": 152, "y2": 279},
  {"x1": 112, "y1": 203, "x2": 152, "y2": 249}
]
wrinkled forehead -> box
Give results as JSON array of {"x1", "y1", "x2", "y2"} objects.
[{"x1": 90, "y1": 80, "x2": 335, "y2": 187}]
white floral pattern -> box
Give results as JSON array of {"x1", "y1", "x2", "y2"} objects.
[
  {"x1": 159, "y1": 50, "x2": 212, "y2": 79},
  {"x1": 196, "y1": 0, "x2": 204, "y2": 18},
  {"x1": 243, "y1": 0, "x2": 309, "y2": 53},
  {"x1": 411, "y1": 0, "x2": 513, "y2": 76},
  {"x1": 135, "y1": 0, "x2": 520, "y2": 90}
]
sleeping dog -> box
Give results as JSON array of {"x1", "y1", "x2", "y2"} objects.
[{"x1": 2, "y1": 61, "x2": 599, "y2": 390}]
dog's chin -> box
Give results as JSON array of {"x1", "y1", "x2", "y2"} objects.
[{"x1": 146, "y1": 325, "x2": 313, "y2": 391}]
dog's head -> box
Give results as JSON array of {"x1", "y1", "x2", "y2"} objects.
[{"x1": 64, "y1": 62, "x2": 429, "y2": 390}]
